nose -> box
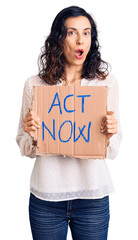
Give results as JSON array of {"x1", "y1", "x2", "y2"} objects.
[{"x1": 76, "y1": 34, "x2": 84, "y2": 45}]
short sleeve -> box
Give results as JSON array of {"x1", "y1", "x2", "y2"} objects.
[
  {"x1": 106, "y1": 75, "x2": 123, "y2": 159},
  {"x1": 16, "y1": 77, "x2": 37, "y2": 158}
]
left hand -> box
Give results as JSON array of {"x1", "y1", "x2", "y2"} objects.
[{"x1": 100, "y1": 111, "x2": 118, "y2": 141}]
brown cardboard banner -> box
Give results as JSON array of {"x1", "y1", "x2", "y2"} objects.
[{"x1": 32, "y1": 86, "x2": 107, "y2": 159}]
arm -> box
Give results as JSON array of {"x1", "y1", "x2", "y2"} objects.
[
  {"x1": 16, "y1": 77, "x2": 37, "y2": 158},
  {"x1": 106, "y1": 75, "x2": 123, "y2": 159}
]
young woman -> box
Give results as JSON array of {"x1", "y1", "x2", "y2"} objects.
[{"x1": 16, "y1": 5, "x2": 122, "y2": 240}]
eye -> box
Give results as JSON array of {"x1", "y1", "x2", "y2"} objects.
[
  {"x1": 68, "y1": 31, "x2": 76, "y2": 36},
  {"x1": 84, "y1": 32, "x2": 90, "y2": 36}
]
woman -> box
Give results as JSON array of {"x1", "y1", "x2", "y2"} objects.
[{"x1": 16, "y1": 5, "x2": 122, "y2": 240}]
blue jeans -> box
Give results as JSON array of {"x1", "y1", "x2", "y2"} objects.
[{"x1": 29, "y1": 193, "x2": 110, "y2": 240}]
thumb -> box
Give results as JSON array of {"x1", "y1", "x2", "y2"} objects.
[{"x1": 107, "y1": 111, "x2": 114, "y2": 115}]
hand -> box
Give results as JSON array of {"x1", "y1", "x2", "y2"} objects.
[
  {"x1": 100, "y1": 111, "x2": 118, "y2": 142},
  {"x1": 23, "y1": 109, "x2": 41, "y2": 137}
]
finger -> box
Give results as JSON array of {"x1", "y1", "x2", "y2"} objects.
[
  {"x1": 101, "y1": 112, "x2": 114, "y2": 124},
  {"x1": 105, "y1": 122, "x2": 118, "y2": 130},
  {"x1": 101, "y1": 119, "x2": 115, "y2": 130},
  {"x1": 106, "y1": 119, "x2": 117, "y2": 124},
  {"x1": 106, "y1": 115, "x2": 115, "y2": 120},
  {"x1": 107, "y1": 111, "x2": 114, "y2": 115},
  {"x1": 105, "y1": 128, "x2": 118, "y2": 134},
  {"x1": 24, "y1": 110, "x2": 38, "y2": 119},
  {"x1": 25, "y1": 126, "x2": 37, "y2": 132},
  {"x1": 101, "y1": 116, "x2": 116, "y2": 127},
  {"x1": 107, "y1": 124, "x2": 118, "y2": 129},
  {"x1": 27, "y1": 119, "x2": 41, "y2": 128},
  {"x1": 101, "y1": 123, "x2": 117, "y2": 131},
  {"x1": 105, "y1": 111, "x2": 115, "y2": 121},
  {"x1": 23, "y1": 112, "x2": 34, "y2": 122},
  {"x1": 34, "y1": 115, "x2": 41, "y2": 125},
  {"x1": 101, "y1": 119, "x2": 114, "y2": 127},
  {"x1": 101, "y1": 126, "x2": 118, "y2": 134},
  {"x1": 101, "y1": 116, "x2": 106, "y2": 125},
  {"x1": 101, "y1": 122, "x2": 118, "y2": 131},
  {"x1": 23, "y1": 115, "x2": 31, "y2": 122},
  {"x1": 29, "y1": 109, "x2": 33, "y2": 114},
  {"x1": 24, "y1": 113, "x2": 41, "y2": 125},
  {"x1": 25, "y1": 110, "x2": 34, "y2": 117}
]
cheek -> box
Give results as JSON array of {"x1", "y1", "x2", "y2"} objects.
[
  {"x1": 85, "y1": 42, "x2": 91, "y2": 55},
  {"x1": 87, "y1": 39, "x2": 91, "y2": 50},
  {"x1": 63, "y1": 46, "x2": 73, "y2": 59},
  {"x1": 64, "y1": 45, "x2": 70, "y2": 53},
  {"x1": 63, "y1": 40, "x2": 69, "y2": 50},
  {"x1": 63, "y1": 39, "x2": 74, "y2": 53}
]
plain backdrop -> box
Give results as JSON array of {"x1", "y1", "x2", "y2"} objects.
[{"x1": 0, "y1": 0, "x2": 138, "y2": 239}]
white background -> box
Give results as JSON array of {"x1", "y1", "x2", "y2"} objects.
[{"x1": 0, "y1": 0, "x2": 138, "y2": 239}]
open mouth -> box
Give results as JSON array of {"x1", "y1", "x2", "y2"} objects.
[
  {"x1": 76, "y1": 50, "x2": 83, "y2": 56},
  {"x1": 75, "y1": 49, "x2": 84, "y2": 59}
]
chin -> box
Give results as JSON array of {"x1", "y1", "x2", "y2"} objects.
[{"x1": 73, "y1": 61, "x2": 84, "y2": 67}]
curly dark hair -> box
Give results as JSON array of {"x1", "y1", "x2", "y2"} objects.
[{"x1": 38, "y1": 6, "x2": 111, "y2": 85}]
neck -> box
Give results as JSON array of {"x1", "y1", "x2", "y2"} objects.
[{"x1": 62, "y1": 64, "x2": 83, "y2": 84}]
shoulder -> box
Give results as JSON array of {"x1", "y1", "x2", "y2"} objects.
[
  {"x1": 99, "y1": 73, "x2": 118, "y2": 88},
  {"x1": 103, "y1": 74, "x2": 119, "y2": 99},
  {"x1": 105, "y1": 73, "x2": 119, "y2": 94},
  {"x1": 98, "y1": 73, "x2": 119, "y2": 92},
  {"x1": 83, "y1": 73, "x2": 118, "y2": 87},
  {"x1": 24, "y1": 74, "x2": 48, "y2": 97},
  {"x1": 105, "y1": 73, "x2": 118, "y2": 85},
  {"x1": 24, "y1": 74, "x2": 47, "y2": 87}
]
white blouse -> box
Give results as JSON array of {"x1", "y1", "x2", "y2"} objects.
[{"x1": 16, "y1": 73, "x2": 122, "y2": 201}]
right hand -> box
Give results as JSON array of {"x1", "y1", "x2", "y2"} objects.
[{"x1": 23, "y1": 109, "x2": 41, "y2": 137}]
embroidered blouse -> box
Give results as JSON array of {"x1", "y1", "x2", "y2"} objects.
[{"x1": 16, "y1": 73, "x2": 122, "y2": 201}]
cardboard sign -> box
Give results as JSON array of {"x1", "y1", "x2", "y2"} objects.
[{"x1": 32, "y1": 86, "x2": 108, "y2": 159}]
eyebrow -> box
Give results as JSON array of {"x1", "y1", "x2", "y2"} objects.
[{"x1": 67, "y1": 27, "x2": 91, "y2": 31}]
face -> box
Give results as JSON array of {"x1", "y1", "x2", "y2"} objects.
[{"x1": 62, "y1": 16, "x2": 91, "y2": 66}]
